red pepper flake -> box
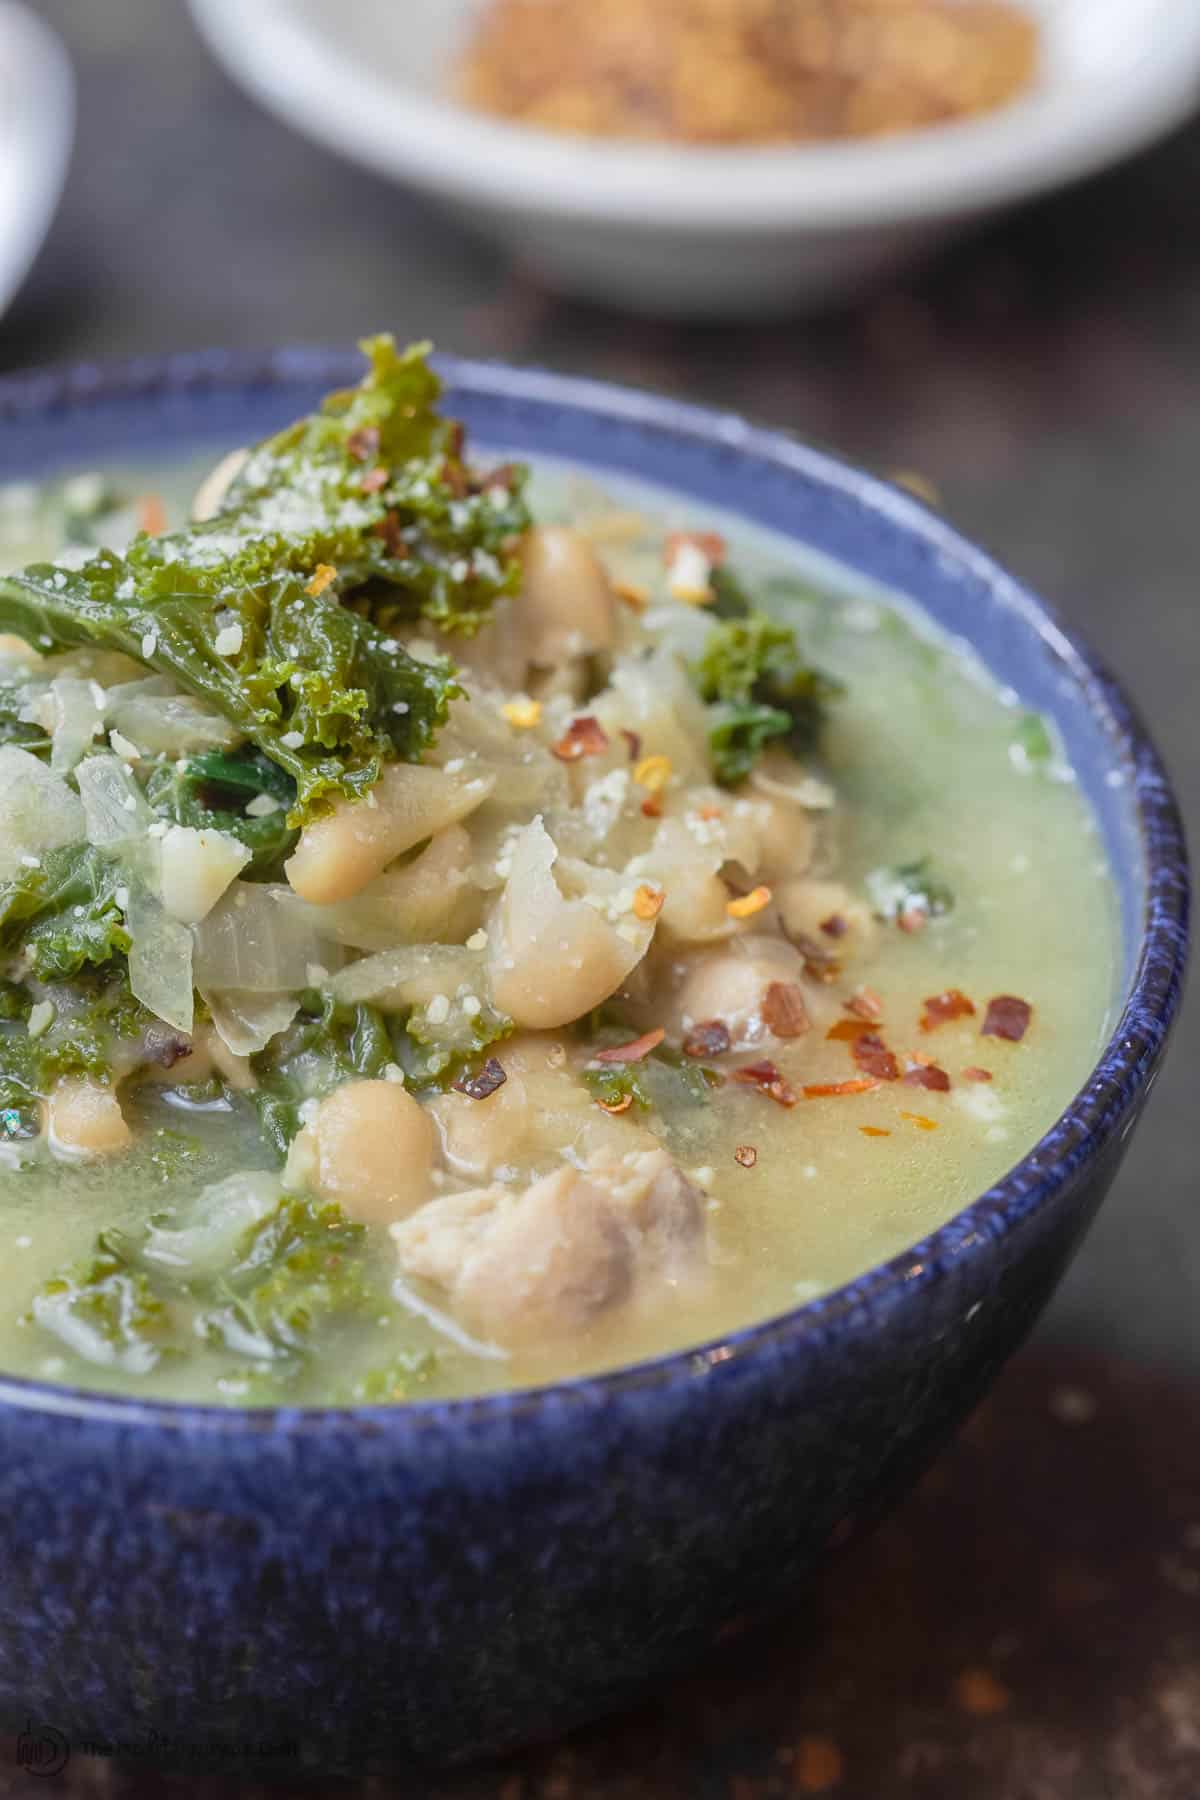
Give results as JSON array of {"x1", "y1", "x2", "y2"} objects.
[
  {"x1": 136, "y1": 493, "x2": 167, "y2": 537},
  {"x1": 375, "y1": 511, "x2": 404, "y2": 557},
  {"x1": 698, "y1": 803, "x2": 723, "y2": 821},
  {"x1": 920, "y1": 989, "x2": 977, "y2": 1032},
  {"x1": 963, "y1": 1066, "x2": 994, "y2": 1083},
  {"x1": 761, "y1": 981, "x2": 810, "y2": 1039},
  {"x1": 860, "y1": 1126, "x2": 891, "y2": 1138},
  {"x1": 442, "y1": 459, "x2": 470, "y2": 499},
  {"x1": 897, "y1": 907, "x2": 928, "y2": 934},
  {"x1": 732, "y1": 1060, "x2": 799, "y2": 1107},
  {"x1": 451, "y1": 1058, "x2": 507, "y2": 1101},
  {"x1": 641, "y1": 793, "x2": 663, "y2": 819},
  {"x1": 901, "y1": 1111, "x2": 939, "y2": 1131},
  {"x1": 820, "y1": 913, "x2": 849, "y2": 939},
  {"x1": 785, "y1": 932, "x2": 840, "y2": 983},
  {"x1": 904, "y1": 1063, "x2": 951, "y2": 1092},
  {"x1": 592, "y1": 1027, "x2": 665, "y2": 1065},
  {"x1": 734, "y1": 1144, "x2": 757, "y2": 1168},
  {"x1": 803, "y1": 1078, "x2": 880, "y2": 1099},
  {"x1": 620, "y1": 728, "x2": 641, "y2": 762},
  {"x1": 360, "y1": 466, "x2": 389, "y2": 494},
  {"x1": 664, "y1": 529, "x2": 727, "y2": 567},
  {"x1": 683, "y1": 1019, "x2": 732, "y2": 1059},
  {"x1": 482, "y1": 461, "x2": 519, "y2": 492},
  {"x1": 846, "y1": 986, "x2": 884, "y2": 1021},
  {"x1": 826, "y1": 1018, "x2": 877, "y2": 1042},
  {"x1": 852, "y1": 1034, "x2": 900, "y2": 1082},
  {"x1": 596, "y1": 1093, "x2": 634, "y2": 1115},
  {"x1": 551, "y1": 716, "x2": 610, "y2": 761},
  {"x1": 347, "y1": 426, "x2": 381, "y2": 464},
  {"x1": 982, "y1": 996, "x2": 1033, "y2": 1042}
]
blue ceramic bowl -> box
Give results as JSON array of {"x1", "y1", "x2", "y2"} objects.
[{"x1": 0, "y1": 351, "x2": 1186, "y2": 1775}]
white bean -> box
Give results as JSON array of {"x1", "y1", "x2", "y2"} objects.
[
  {"x1": 286, "y1": 763, "x2": 494, "y2": 906},
  {"x1": 294, "y1": 1079, "x2": 435, "y2": 1225},
  {"x1": 519, "y1": 526, "x2": 617, "y2": 668}
]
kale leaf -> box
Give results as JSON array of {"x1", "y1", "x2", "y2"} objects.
[
  {"x1": 0, "y1": 843, "x2": 130, "y2": 981},
  {"x1": 145, "y1": 749, "x2": 298, "y2": 880},
  {"x1": 31, "y1": 1229, "x2": 174, "y2": 1374},
  {"x1": 0, "y1": 338, "x2": 528, "y2": 823},
  {"x1": 865, "y1": 856, "x2": 955, "y2": 922},
  {"x1": 691, "y1": 604, "x2": 842, "y2": 786}
]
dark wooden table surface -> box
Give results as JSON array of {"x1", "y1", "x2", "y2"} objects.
[{"x1": 1, "y1": 5, "x2": 1196, "y2": 1795}]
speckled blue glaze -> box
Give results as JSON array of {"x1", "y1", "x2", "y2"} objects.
[{"x1": 0, "y1": 351, "x2": 1186, "y2": 1775}]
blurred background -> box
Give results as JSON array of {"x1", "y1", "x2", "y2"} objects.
[{"x1": 5, "y1": 1, "x2": 1197, "y2": 1795}]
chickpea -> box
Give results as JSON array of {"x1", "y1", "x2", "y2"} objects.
[
  {"x1": 294, "y1": 1079, "x2": 435, "y2": 1225},
  {"x1": 286, "y1": 763, "x2": 494, "y2": 906},
  {"x1": 47, "y1": 1079, "x2": 131, "y2": 1158},
  {"x1": 519, "y1": 526, "x2": 617, "y2": 668}
]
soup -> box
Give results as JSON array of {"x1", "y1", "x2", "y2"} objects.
[{"x1": 0, "y1": 340, "x2": 1117, "y2": 1405}]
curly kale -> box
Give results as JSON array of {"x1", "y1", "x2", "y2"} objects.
[
  {"x1": 0, "y1": 338, "x2": 529, "y2": 825},
  {"x1": 145, "y1": 749, "x2": 298, "y2": 880},
  {"x1": 692, "y1": 604, "x2": 843, "y2": 786},
  {"x1": 31, "y1": 1229, "x2": 174, "y2": 1375}
]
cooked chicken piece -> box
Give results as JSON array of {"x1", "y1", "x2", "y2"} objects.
[{"x1": 393, "y1": 1147, "x2": 706, "y2": 1344}]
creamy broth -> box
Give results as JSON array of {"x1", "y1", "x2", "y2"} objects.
[{"x1": 0, "y1": 352, "x2": 1118, "y2": 1405}]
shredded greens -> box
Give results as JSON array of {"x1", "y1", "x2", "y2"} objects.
[
  {"x1": 0, "y1": 338, "x2": 528, "y2": 826},
  {"x1": 691, "y1": 588, "x2": 842, "y2": 786}
]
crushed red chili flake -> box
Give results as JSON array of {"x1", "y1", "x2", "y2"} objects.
[
  {"x1": 826, "y1": 1018, "x2": 877, "y2": 1042},
  {"x1": 375, "y1": 512, "x2": 404, "y2": 557},
  {"x1": 852, "y1": 1034, "x2": 900, "y2": 1082},
  {"x1": 920, "y1": 988, "x2": 976, "y2": 1032},
  {"x1": 360, "y1": 466, "x2": 389, "y2": 494},
  {"x1": 860, "y1": 1126, "x2": 891, "y2": 1138},
  {"x1": 820, "y1": 913, "x2": 849, "y2": 939},
  {"x1": 734, "y1": 1144, "x2": 758, "y2": 1168},
  {"x1": 592, "y1": 1026, "x2": 665, "y2": 1065},
  {"x1": 596, "y1": 1093, "x2": 634, "y2": 1115},
  {"x1": 683, "y1": 1019, "x2": 732, "y2": 1059},
  {"x1": 963, "y1": 1065, "x2": 994, "y2": 1083},
  {"x1": 641, "y1": 793, "x2": 663, "y2": 818},
  {"x1": 137, "y1": 493, "x2": 167, "y2": 537},
  {"x1": 442, "y1": 459, "x2": 470, "y2": 499},
  {"x1": 903, "y1": 1063, "x2": 951, "y2": 1092},
  {"x1": 451, "y1": 1058, "x2": 508, "y2": 1101},
  {"x1": 786, "y1": 933, "x2": 840, "y2": 983},
  {"x1": 982, "y1": 995, "x2": 1033, "y2": 1042},
  {"x1": 897, "y1": 906, "x2": 928, "y2": 934},
  {"x1": 664, "y1": 528, "x2": 726, "y2": 567},
  {"x1": 551, "y1": 715, "x2": 610, "y2": 761},
  {"x1": 762, "y1": 981, "x2": 810, "y2": 1039},
  {"x1": 846, "y1": 986, "x2": 884, "y2": 1021},
  {"x1": 347, "y1": 425, "x2": 381, "y2": 463},
  {"x1": 732, "y1": 1060, "x2": 799, "y2": 1107},
  {"x1": 901, "y1": 1111, "x2": 939, "y2": 1131},
  {"x1": 803, "y1": 1078, "x2": 879, "y2": 1099},
  {"x1": 620, "y1": 728, "x2": 641, "y2": 762},
  {"x1": 482, "y1": 461, "x2": 519, "y2": 491}
]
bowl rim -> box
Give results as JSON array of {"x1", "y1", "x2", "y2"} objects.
[
  {"x1": 188, "y1": 0, "x2": 1200, "y2": 231},
  {"x1": 0, "y1": 343, "x2": 1187, "y2": 1436}
]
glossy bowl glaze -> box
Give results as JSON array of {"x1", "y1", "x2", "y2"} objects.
[{"x1": 0, "y1": 351, "x2": 1186, "y2": 1774}]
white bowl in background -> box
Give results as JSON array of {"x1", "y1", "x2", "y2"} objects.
[
  {"x1": 0, "y1": 3, "x2": 73, "y2": 321},
  {"x1": 190, "y1": 0, "x2": 1200, "y2": 318}
]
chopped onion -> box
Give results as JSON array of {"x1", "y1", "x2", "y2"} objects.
[
  {"x1": 126, "y1": 880, "x2": 194, "y2": 1033},
  {"x1": 143, "y1": 1170, "x2": 282, "y2": 1275},
  {"x1": 76, "y1": 752, "x2": 154, "y2": 848},
  {"x1": 192, "y1": 881, "x2": 340, "y2": 994},
  {"x1": 390, "y1": 1272, "x2": 508, "y2": 1362},
  {"x1": 111, "y1": 690, "x2": 242, "y2": 756},
  {"x1": 48, "y1": 676, "x2": 105, "y2": 775},
  {"x1": 0, "y1": 746, "x2": 86, "y2": 878},
  {"x1": 331, "y1": 943, "x2": 485, "y2": 1012},
  {"x1": 202, "y1": 988, "x2": 300, "y2": 1057}
]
